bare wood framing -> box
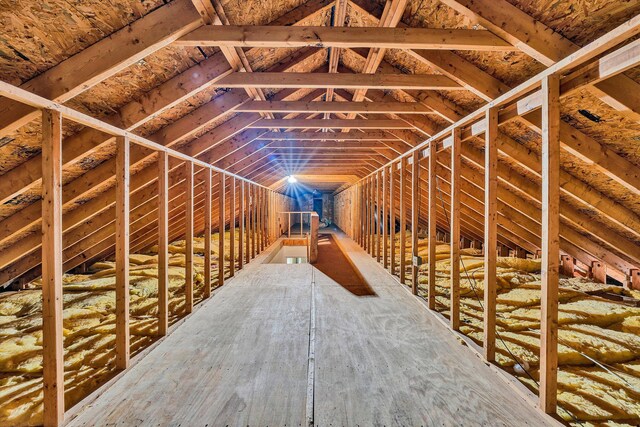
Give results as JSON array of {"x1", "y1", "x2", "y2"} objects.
[
  {"x1": 177, "y1": 25, "x2": 515, "y2": 51},
  {"x1": 450, "y1": 128, "x2": 461, "y2": 331},
  {"x1": 236, "y1": 100, "x2": 432, "y2": 114},
  {"x1": 229, "y1": 177, "x2": 236, "y2": 276},
  {"x1": 427, "y1": 142, "x2": 437, "y2": 308},
  {"x1": 411, "y1": 151, "x2": 420, "y2": 295},
  {"x1": 249, "y1": 119, "x2": 412, "y2": 129},
  {"x1": 382, "y1": 166, "x2": 388, "y2": 269},
  {"x1": 540, "y1": 74, "x2": 560, "y2": 414},
  {"x1": 185, "y1": 161, "x2": 194, "y2": 314},
  {"x1": 218, "y1": 72, "x2": 462, "y2": 90},
  {"x1": 399, "y1": 157, "x2": 407, "y2": 284},
  {"x1": 204, "y1": 168, "x2": 213, "y2": 298},
  {"x1": 484, "y1": 107, "x2": 499, "y2": 363},
  {"x1": 115, "y1": 135, "x2": 131, "y2": 370},
  {"x1": 41, "y1": 109, "x2": 64, "y2": 427},
  {"x1": 218, "y1": 172, "x2": 226, "y2": 286},
  {"x1": 389, "y1": 162, "x2": 396, "y2": 275},
  {"x1": 376, "y1": 170, "x2": 382, "y2": 262},
  {"x1": 157, "y1": 152, "x2": 170, "y2": 337}
]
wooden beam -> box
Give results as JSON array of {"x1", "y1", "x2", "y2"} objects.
[
  {"x1": 229, "y1": 177, "x2": 236, "y2": 276},
  {"x1": 249, "y1": 119, "x2": 412, "y2": 129},
  {"x1": 218, "y1": 72, "x2": 462, "y2": 90},
  {"x1": 540, "y1": 74, "x2": 560, "y2": 414},
  {"x1": 41, "y1": 109, "x2": 64, "y2": 427},
  {"x1": 0, "y1": 0, "x2": 203, "y2": 138},
  {"x1": 185, "y1": 161, "x2": 194, "y2": 314},
  {"x1": 218, "y1": 173, "x2": 226, "y2": 286},
  {"x1": 450, "y1": 128, "x2": 461, "y2": 331},
  {"x1": 245, "y1": 183, "x2": 251, "y2": 264},
  {"x1": 115, "y1": 135, "x2": 130, "y2": 370},
  {"x1": 484, "y1": 107, "x2": 498, "y2": 363},
  {"x1": 236, "y1": 100, "x2": 433, "y2": 114},
  {"x1": 178, "y1": 25, "x2": 515, "y2": 50},
  {"x1": 260, "y1": 131, "x2": 401, "y2": 140},
  {"x1": 389, "y1": 162, "x2": 396, "y2": 276},
  {"x1": 204, "y1": 168, "x2": 212, "y2": 298},
  {"x1": 239, "y1": 180, "x2": 245, "y2": 269},
  {"x1": 399, "y1": 157, "x2": 406, "y2": 284},
  {"x1": 382, "y1": 166, "x2": 388, "y2": 269},
  {"x1": 376, "y1": 170, "x2": 382, "y2": 262},
  {"x1": 427, "y1": 142, "x2": 437, "y2": 308},
  {"x1": 157, "y1": 152, "x2": 170, "y2": 337},
  {"x1": 411, "y1": 150, "x2": 420, "y2": 295}
]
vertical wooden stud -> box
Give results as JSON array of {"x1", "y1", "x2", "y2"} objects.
[
  {"x1": 185, "y1": 161, "x2": 194, "y2": 314},
  {"x1": 411, "y1": 151, "x2": 420, "y2": 295},
  {"x1": 229, "y1": 177, "x2": 236, "y2": 277},
  {"x1": 399, "y1": 158, "x2": 406, "y2": 284},
  {"x1": 629, "y1": 269, "x2": 640, "y2": 290},
  {"x1": 252, "y1": 185, "x2": 257, "y2": 259},
  {"x1": 376, "y1": 170, "x2": 382, "y2": 263},
  {"x1": 218, "y1": 173, "x2": 226, "y2": 286},
  {"x1": 427, "y1": 141, "x2": 437, "y2": 309},
  {"x1": 239, "y1": 180, "x2": 245, "y2": 270},
  {"x1": 382, "y1": 166, "x2": 388, "y2": 269},
  {"x1": 540, "y1": 74, "x2": 560, "y2": 414},
  {"x1": 389, "y1": 163, "x2": 396, "y2": 275},
  {"x1": 204, "y1": 168, "x2": 212, "y2": 298},
  {"x1": 246, "y1": 184, "x2": 251, "y2": 261},
  {"x1": 450, "y1": 128, "x2": 461, "y2": 330},
  {"x1": 484, "y1": 106, "x2": 499, "y2": 363},
  {"x1": 157, "y1": 151, "x2": 169, "y2": 337},
  {"x1": 115, "y1": 135, "x2": 130, "y2": 369},
  {"x1": 42, "y1": 109, "x2": 64, "y2": 427}
]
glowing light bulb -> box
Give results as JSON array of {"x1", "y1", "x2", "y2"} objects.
[{"x1": 287, "y1": 175, "x2": 297, "y2": 184}]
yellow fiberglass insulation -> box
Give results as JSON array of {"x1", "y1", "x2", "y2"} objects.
[
  {"x1": 0, "y1": 231, "x2": 234, "y2": 427},
  {"x1": 383, "y1": 235, "x2": 640, "y2": 425}
]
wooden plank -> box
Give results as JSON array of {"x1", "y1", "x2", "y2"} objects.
[
  {"x1": 218, "y1": 173, "x2": 226, "y2": 286},
  {"x1": 314, "y1": 231, "x2": 555, "y2": 426},
  {"x1": 246, "y1": 184, "x2": 251, "y2": 264},
  {"x1": 115, "y1": 135, "x2": 131, "y2": 370},
  {"x1": 67, "y1": 263, "x2": 312, "y2": 426},
  {"x1": 427, "y1": 143, "x2": 437, "y2": 309},
  {"x1": 249, "y1": 119, "x2": 412, "y2": 129},
  {"x1": 239, "y1": 181, "x2": 245, "y2": 270},
  {"x1": 399, "y1": 157, "x2": 406, "y2": 284},
  {"x1": 389, "y1": 162, "x2": 396, "y2": 275},
  {"x1": 484, "y1": 107, "x2": 498, "y2": 363},
  {"x1": 230, "y1": 177, "x2": 236, "y2": 276},
  {"x1": 540, "y1": 74, "x2": 560, "y2": 414},
  {"x1": 591, "y1": 261, "x2": 607, "y2": 283},
  {"x1": 178, "y1": 25, "x2": 515, "y2": 50},
  {"x1": 41, "y1": 109, "x2": 64, "y2": 427},
  {"x1": 376, "y1": 170, "x2": 382, "y2": 263},
  {"x1": 411, "y1": 151, "x2": 420, "y2": 295},
  {"x1": 260, "y1": 131, "x2": 401, "y2": 140},
  {"x1": 185, "y1": 162, "x2": 194, "y2": 314},
  {"x1": 450, "y1": 128, "x2": 461, "y2": 331},
  {"x1": 158, "y1": 152, "x2": 170, "y2": 337},
  {"x1": 382, "y1": 167, "x2": 388, "y2": 269},
  {"x1": 218, "y1": 73, "x2": 462, "y2": 90},
  {"x1": 251, "y1": 185, "x2": 257, "y2": 260},
  {"x1": 204, "y1": 168, "x2": 213, "y2": 298},
  {"x1": 236, "y1": 100, "x2": 432, "y2": 114}
]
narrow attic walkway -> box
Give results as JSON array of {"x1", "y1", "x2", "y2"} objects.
[{"x1": 66, "y1": 230, "x2": 552, "y2": 426}]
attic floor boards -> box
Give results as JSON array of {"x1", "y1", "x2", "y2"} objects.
[{"x1": 66, "y1": 231, "x2": 554, "y2": 427}]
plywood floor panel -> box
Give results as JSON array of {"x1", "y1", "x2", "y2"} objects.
[
  {"x1": 66, "y1": 231, "x2": 556, "y2": 426},
  {"x1": 312, "y1": 231, "x2": 554, "y2": 426},
  {"x1": 67, "y1": 263, "x2": 312, "y2": 427}
]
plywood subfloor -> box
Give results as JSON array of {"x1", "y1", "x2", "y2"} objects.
[{"x1": 67, "y1": 231, "x2": 555, "y2": 426}]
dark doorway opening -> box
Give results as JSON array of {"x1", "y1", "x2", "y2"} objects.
[{"x1": 313, "y1": 198, "x2": 322, "y2": 217}]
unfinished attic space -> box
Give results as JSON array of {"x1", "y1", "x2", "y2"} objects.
[{"x1": 1, "y1": 0, "x2": 640, "y2": 426}]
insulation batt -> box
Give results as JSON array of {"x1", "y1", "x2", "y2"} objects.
[{"x1": 0, "y1": 230, "x2": 243, "y2": 427}]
